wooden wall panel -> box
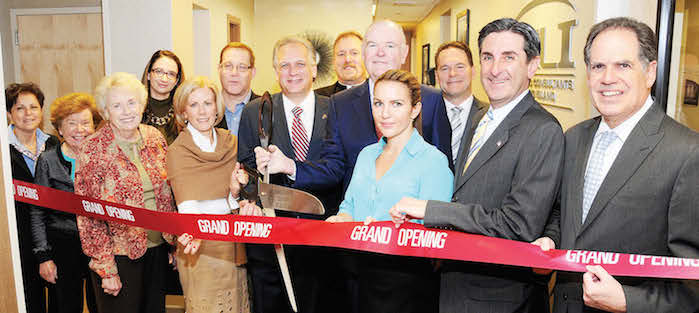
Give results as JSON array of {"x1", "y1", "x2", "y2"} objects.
[{"x1": 17, "y1": 13, "x2": 104, "y2": 134}]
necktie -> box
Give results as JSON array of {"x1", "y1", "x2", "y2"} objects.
[
  {"x1": 291, "y1": 106, "x2": 309, "y2": 161},
  {"x1": 582, "y1": 131, "x2": 617, "y2": 222},
  {"x1": 462, "y1": 110, "x2": 494, "y2": 175},
  {"x1": 449, "y1": 106, "x2": 464, "y2": 162}
]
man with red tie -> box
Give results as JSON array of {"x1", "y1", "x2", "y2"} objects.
[{"x1": 237, "y1": 36, "x2": 338, "y2": 313}]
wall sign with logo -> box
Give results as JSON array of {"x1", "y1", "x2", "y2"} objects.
[{"x1": 518, "y1": 0, "x2": 579, "y2": 110}]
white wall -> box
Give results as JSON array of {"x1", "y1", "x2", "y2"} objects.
[
  {"x1": 251, "y1": 0, "x2": 373, "y2": 93},
  {"x1": 104, "y1": 0, "x2": 172, "y2": 77},
  {"x1": 192, "y1": 6, "x2": 211, "y2": 77}
]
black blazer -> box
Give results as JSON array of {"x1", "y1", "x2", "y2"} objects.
[
  {"x1": 237, "y1": 91, "x2": 341, "y2": 218},
  {"x1": 544, "y1": 102, "x2": 699, "y2": 313},
  {"x1": 314, "y1": 81, "x2": 347, "y2": 97},
  {"x1": 215, "y1": 92, "x2": 260, "y2": 130},
  {"x1": 424, "y1": 92, "x2": 565, "y2": 312},
  {"x1": 10, "y1": 135, "x2": 59, "y2": 264}
]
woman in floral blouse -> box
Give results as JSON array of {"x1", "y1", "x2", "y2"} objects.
[{"x1": 75, "y1": 72, "x2": 175, "y2": 313}]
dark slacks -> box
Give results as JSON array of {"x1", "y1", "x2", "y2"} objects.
[
  {"x1": 357, "y1": 252, "x2": 439, "y2": 313},
  {"x1": 17, "y1": 202, "x2": 46, "y2": 313},
  {"x1": 45, "y1": 230, "x2": 97, "y2": 313},
  {"x1": 247, "y1": 243, "x2": 326, "y2": 313},
  {"x1": 90, "y1": 244, "x2": 169, "y2": 313}
]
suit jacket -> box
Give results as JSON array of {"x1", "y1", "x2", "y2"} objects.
[
  {"x1": 237, "y1": 91, "x2": 341, "y2": 217},
  {"x1": 315, "y1": 81, "x2": 347, "y2": 97},
  {"x1": 294, "y1": 80, "x2": 450, "y2": 196},
  {"x1": 543, "y1": 102, "x2": 699, "y2": 313},
  {"x1": 441, "y1": 95, "x2": 487, "y2": 168},
  {"x1": 215, "y1": 91, "x2": 260, "y2": 130},
  {"x1": 424, "y1": 92, "x2": 565, "y2": 312}
]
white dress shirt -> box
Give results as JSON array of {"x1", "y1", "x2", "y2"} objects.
[
  {"x1": 444, "y1": 95, "x2": 474, "y2": 150},
  {"x1": 282, "y1": 91, "x2": 315, "y2": 142},
  {"x1": 177, "y1": 123, "x2": 238, "y2": 214},
  {"x1": 479, "y1": 90, "x2": 529, "y2": 145},
  {"x1": 586, "y1": 95, "x2": 654, "y2": 184}
]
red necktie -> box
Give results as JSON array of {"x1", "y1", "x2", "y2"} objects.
[{"x1": 291, "y1": 106, "x2": 309, "y2": 161}]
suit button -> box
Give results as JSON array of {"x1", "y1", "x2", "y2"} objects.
[
  {"x1": 563, "y1": 293, "x2": 568, "y2": 300},
  {"x1": 451, "y1": 196, "x2": 459, "y2": 202}
]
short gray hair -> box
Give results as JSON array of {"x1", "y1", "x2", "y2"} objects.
[
  {"x1": 94, "y1": 72, "x2": 147, "y2": 121},
  {"x1": 584, "y1": 17, "x2": 657, "y2": 68},
  {"x1": 272, "y1": 36, "x2": 316, "y2": 68},
  {"x1": 478, "y1": 18, "x2": 541, "y2": 62}
]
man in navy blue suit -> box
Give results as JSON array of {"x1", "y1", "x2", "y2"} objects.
[{"x1": 254, "y1": 19, "x2": 451, "y2": 196}]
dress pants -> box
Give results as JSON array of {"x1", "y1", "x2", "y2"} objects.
[
  {"x1": 17, "y1": 202, "x2": 46, "y2": 313},
  {"x1": 45, "y1": 230, "x2": 97, "y2": 313},
  {"x1": 90, "y1": 244, "x2": 169, "y2": 313},
  {"x1": 357, "y1": 252, "x2": 439, "y2": 313},
  {"x1": 246, "y1": 244, "x2": 323, "y2": 313}
]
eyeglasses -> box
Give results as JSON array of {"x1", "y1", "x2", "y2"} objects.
[
  {"x1": 151, "y1": 68, "x2": 178, "y2": 80},
  {"x1": 219, "y1": 62, "x2": 252, "y2": 73}
]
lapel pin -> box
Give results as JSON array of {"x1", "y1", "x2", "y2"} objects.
[
  {"x1": 496, "y1": 141, "x2": 502, "y2": 147},
  {"x1": 322, "y1": 114, "x2": 327, "y2": 120}
]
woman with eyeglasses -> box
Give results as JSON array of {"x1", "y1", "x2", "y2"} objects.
[{"x1": 140, "y1": 50, "x2": 185, "y2": 144}]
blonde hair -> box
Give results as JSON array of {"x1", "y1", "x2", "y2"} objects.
[
  {"x1": 50, "y1": 92, "x2": 102, "y2": 133},
  {"x1": 172, "y1": 76, "x2": 224, "y2": 131},
  {"x1": 94, "y1": 72, "x2": 147, "y2": 121}
]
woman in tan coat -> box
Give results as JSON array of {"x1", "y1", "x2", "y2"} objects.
[{"x1": 166, "y1": 76, "x2": 250, "y2": 313}]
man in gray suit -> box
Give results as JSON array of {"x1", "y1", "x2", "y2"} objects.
[
  {"x1": 532, "y1": 17, "x2": 699, "y2": 312},
  {"x1": 390, "y1": 18, "x2": 564, "y2": 312}
]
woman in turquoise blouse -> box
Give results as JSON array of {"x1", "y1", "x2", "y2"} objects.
[{"x1": 327, "y1": 69, "x2": 453, "y2": 313}]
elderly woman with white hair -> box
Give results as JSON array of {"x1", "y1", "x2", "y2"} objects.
[{"x1": 75, "y1": 72, "x2": 175, "y2": 313}]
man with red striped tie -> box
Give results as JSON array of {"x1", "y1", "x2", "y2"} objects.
[{"x1": 237, "y1": 36, "x2": 340, "y2": 313}]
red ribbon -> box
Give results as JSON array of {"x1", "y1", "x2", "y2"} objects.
[{"x1": 13, "y1": 179, "x2": 699, "y2": 280}]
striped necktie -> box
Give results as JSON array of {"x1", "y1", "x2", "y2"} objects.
[
  {"x1": 582, "y1": 130, "x2": 617, "y2": 222},
  {"x1": 462, "y1": 110, "x2": 494, "y2": 175},
  {"x1": 449, "y1": 106, "x2": 464, "y2": 163},
  {"x1": 291, "y1": 106, "x2": 309, "y2": 161}
]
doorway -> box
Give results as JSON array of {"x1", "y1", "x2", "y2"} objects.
[
  {"x1": 11, "y1": 8, "x2": 105, "y2": 134},
  {"x1": 228, "y1": 15, "x2": 241, "y2": 43}
]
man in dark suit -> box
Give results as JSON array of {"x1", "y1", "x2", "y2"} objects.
[
  {"x1": 434, "y1": 41, "x2": 485, "y2": 165},
  {"x1": 215, "y1": 42, "x2": 259, "y2": 133},
  {"x1": 255, "y1": 19, "x2": 451, "y2": 195},
  {"x1": 390, "y1": 18, "x2": 564, "y2": 313},
  {"x1": 315, "y1": 31, "x2": 366, "y2": 97},
  {"x1": 238, "y1": 36, "x2": 339, "y2": 313},
  {"x1": 532, "y1": 17, "x2": 699, "y2": 312}
]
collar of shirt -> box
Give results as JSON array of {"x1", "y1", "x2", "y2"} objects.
[
  {"x1": 596, "y1": 95, "x2": 654, "y2": 143},
  {"x1": 478, "y1": 90, "x2": 529, "y2": 145},
  {"x1": 444, "y1": 95, "x2": 474, "y2": 121},
  {"x1": 187, "y1": 122, "x2": 218, "y2": 152},
  {"x1": 368, "y1": 78, "x2": 375, "y2": 104},
  {"x1": 282, "y1": 90, "x2": 315, "y2": 137},
  {"x1": 490, "y1": 89, "x2": 528, "y2": 124},
  {"x1": 376, "y1": 128, "x2": 424, "y2": 158},
  {"x1": 225, "y1": 90, "x2": 252, "y2": 114},
  {"x1": 9, "y1": 125, "x2": 50, "y2": 160},
  {"x1": 338, "y1": 81, "x2": 363, "y2": 89},
  {"x1": 224, "y1": 90, "x2": 252, "y2": 134}
]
